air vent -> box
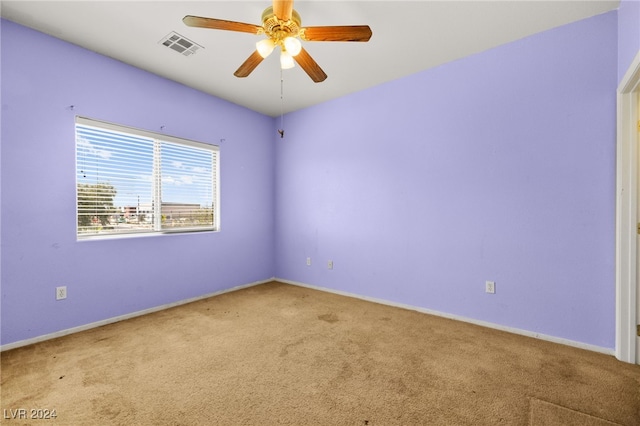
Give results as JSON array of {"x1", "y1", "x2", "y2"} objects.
[{"x1": 159, "y1": 32, "x2": 203, "y2": 57}]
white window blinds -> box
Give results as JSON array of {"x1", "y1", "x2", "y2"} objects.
[
  {"x1": 75, "y1": 117, "x2": 219, "y2": 239},
  {"x1": 160, "y1": 141, "x2": 217, "y2": 232}
]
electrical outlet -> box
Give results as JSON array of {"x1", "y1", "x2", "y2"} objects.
[
  {"x1": 485, "y1": 281, "x2": 495, "y2": 294},
  {"x1": 56, "y1": 286, "x2": 67, "y2": 300},
  {"x1": 306, "y1": 257, "x2": 312, "y2": 266},
  {"x1": 328, "y1": 260, "x2": 334, "y2": 270}
]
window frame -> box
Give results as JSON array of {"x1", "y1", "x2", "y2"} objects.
[{"x1": 75, "y1": 116, "x2": 220, "y2": 240}]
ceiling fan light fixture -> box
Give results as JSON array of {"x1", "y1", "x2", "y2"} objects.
[
  {"x1": 283, "y1": 36, "x2": 301, "y2": 56},
  {"x1": 183, "y1": 1, "x2": 371, "y2": 82},
  {"x1": 256, "y1": 38, "x2": 276, "y2": 58},
  {"x1": 280, "y1": 51, "x2": 295, "y2": 69}
]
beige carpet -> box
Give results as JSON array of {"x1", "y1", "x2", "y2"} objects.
[
  {"x1": 529, "y1": 398, "x2": 622, "y2": 426},
  {"x1": 2, "y1": 281, "x2": 639, "y2": 425}
]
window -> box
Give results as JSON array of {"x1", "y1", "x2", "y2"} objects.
[{"x1": 75, "y1": 116, "x2": 219, "y2": 239}]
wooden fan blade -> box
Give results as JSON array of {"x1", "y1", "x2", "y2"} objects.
[
  {"x1": 301, "y1": 25, "x2": 372, "y2": 42},
  {"x1": 273, "y1": 0, "x2": 294, "y2": 21},
  {"x1": 183, "y1": 15, "x2": 262, "y2": 35},
  {"x1": 234, "y1": 51, "x2": 265, "y2": 78},
  {"x1": 294, "y1": 47, "x2": 327, "y2": 83}
]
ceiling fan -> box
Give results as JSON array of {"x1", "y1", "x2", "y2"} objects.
[{"x1": 183, "y1": 0, "x2": 372, "y2": 83}]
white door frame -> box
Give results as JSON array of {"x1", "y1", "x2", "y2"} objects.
[{"x1": 616, "y1": 50, "x2": 640, "y2": 364}]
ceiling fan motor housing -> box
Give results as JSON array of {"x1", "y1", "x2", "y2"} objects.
[{"x1": 261, "y1": 6, "x2": 302, "y2": 42}]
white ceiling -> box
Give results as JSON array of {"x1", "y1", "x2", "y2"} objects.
[{"x1": 1, "y1": 0, "x2": 620, "y2": 117}]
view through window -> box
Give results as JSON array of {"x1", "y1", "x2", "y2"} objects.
[{"x1": 75, "y1": 117, "x2": 219, "y2": 239}]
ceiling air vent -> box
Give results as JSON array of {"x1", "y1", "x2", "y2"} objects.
[{"x1": 159, "y1": 32, "x2": 203, "y2": 57}]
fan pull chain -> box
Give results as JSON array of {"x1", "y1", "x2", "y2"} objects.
[{"x1": 278, "y1": 69, "x2": 285, "y2": 138}]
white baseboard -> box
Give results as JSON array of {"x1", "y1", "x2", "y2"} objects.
[
  {"x1": 0, "y1": 278, "x2": 274, "y2": 352},
  {"x1": 277, "y1": 278, "x2": 615, "y2": 357},
  {"x1": 3, "y1": 277, "x2": 614, "y2": 357}
]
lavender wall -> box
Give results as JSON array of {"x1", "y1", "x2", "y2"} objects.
[
  {"x1": 275, "y1": 12, "x2": 618, "y2": 349},
  {"x1": 618, "y1": 0, "x2": 640, "y2": 83},
  {"x1": 0, "y1": 20, "x2": 276, "y2": 346},
  {"x1": 0, "y1": 9, "x2": 623, "y2": 350}
]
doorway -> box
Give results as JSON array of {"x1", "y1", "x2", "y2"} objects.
[
  {"x1": 616, "y1": 51, "x2": 640, "y2": 364},
  {"x1": 637, "y1": 91, "x2": 640, "y2": 364}
]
